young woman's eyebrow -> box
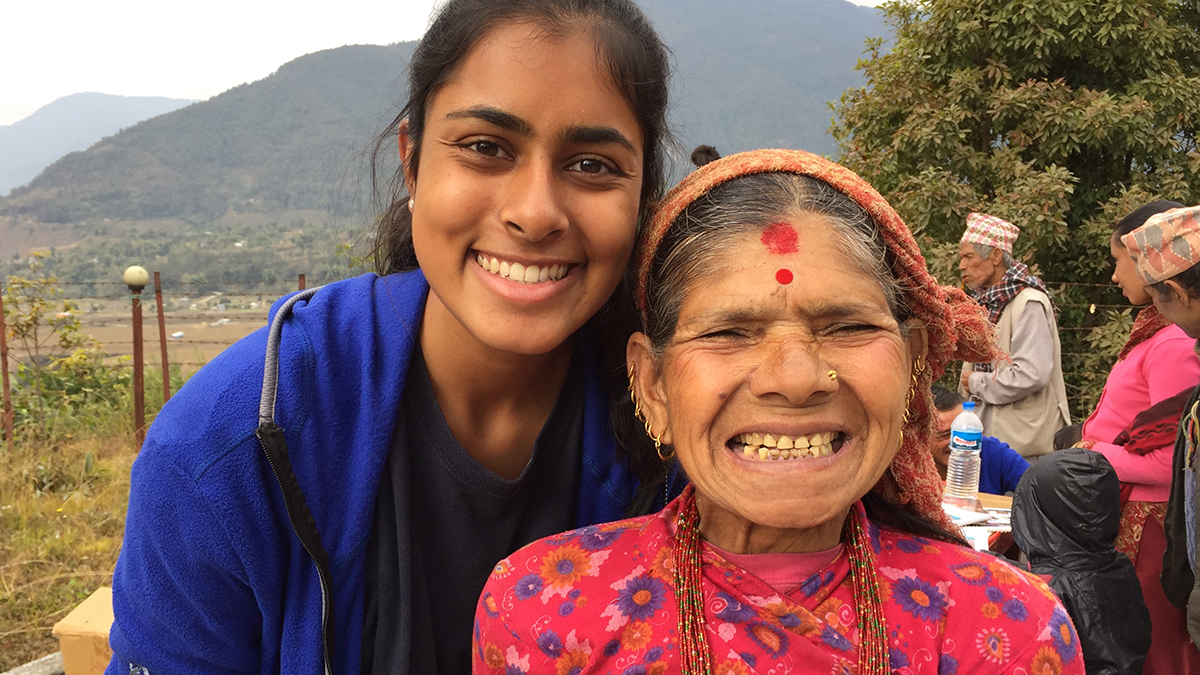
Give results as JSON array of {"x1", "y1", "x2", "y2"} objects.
[
  {"x1": 561, "y1": 124, "x2": 635, "y2": 152},
  {"x1": 445, "y1": 105, "x2": 533, "y2": 135}
]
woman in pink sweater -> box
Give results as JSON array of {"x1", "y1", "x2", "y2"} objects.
[{"x1": 1084, "y1": 200, "x2": 1200, "y2": 675}]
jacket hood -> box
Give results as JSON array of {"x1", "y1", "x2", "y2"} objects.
[{"x1": 1012, "y1": 449, "x2": 1122, "y2": 565}]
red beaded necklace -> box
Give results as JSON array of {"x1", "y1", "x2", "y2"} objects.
[{"x1": 672, "y1": 491, "x2": 890, "y2": 674}]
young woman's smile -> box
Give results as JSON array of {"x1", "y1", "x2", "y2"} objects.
[{"x1": 404, "y1": 23, "x2": 644, "y2": 357}]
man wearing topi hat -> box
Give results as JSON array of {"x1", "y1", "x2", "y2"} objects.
[{"x1": 958, "y1": 213, "x2": 1070, "y2": 461}]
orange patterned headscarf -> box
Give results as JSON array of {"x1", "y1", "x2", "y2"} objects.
[{"x1": 634, "y1": 149, "x2": 999, "y2": 533}]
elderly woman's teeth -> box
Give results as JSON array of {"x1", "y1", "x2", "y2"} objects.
[
  {"x1": 477, "y1": 254, "x2": 569, "y2": 283},
  {"x1": 734, "y1": 432, "x2": 839, "y2": 460}
]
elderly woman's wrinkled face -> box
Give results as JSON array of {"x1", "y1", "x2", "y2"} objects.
[{"x1": 633, "y1": 216, "x2": 921, "y2": 536}]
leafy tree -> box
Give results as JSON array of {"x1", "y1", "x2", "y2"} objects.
[
  {"x1": 3, "y1": 252, "x2": 93, "y2": 436},
  {"x1": 2, "y1": 252, "x2": 134, "y2": 445},
  {"x1": 832, "y1": 0, "x2": 1200, "y2": 412}
]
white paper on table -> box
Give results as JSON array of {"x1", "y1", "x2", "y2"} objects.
[
  {"x1": 961, "y1": 526, "x2": 992, "y2": 551},
  {"x1": 942, "y1": 503, "x2": 991, "y2": 526}
]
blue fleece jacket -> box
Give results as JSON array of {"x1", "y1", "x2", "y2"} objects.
[
  {"x1": 106, "y1": 272, "x2": 642, "y2": 675},
  {"x1": 980, "y1": 435, "x2": 1030, "y2": 496}
]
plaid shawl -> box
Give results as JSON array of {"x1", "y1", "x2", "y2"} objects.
[{"x1": 972, "y1": 261, "x2": 1051, "y2": 372}]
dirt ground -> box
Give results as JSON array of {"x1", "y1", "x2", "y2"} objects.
[
  {"x1": 72, "y1": 295, "x2": 271, "y2": 375},
  {"x1": 82, "y1": 315, "x2": 266, "y2": 373}
]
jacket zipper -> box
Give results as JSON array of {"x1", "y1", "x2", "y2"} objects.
[{"x1": 258, "y1": 432, "x2": 335, "y2": 675}]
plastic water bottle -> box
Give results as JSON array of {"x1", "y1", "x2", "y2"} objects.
[{"x1": 942, "y1": 401, "x2": 984, "y2": 509}]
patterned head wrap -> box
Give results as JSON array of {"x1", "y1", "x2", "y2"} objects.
[
  {"x1": 960, "y1": 213, "x2": 1020, "y2": 254},
  {"x1": 634, "y1": 149, "x2": 1000, "y2": 534},
  {"x1": 1122, "y1": 206, "x2": 1200, "y2": 286}
]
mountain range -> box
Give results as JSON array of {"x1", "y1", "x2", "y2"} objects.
[
  {"x1": 0, "y1": 0, "x2": 886, "y2": 257},
  {"x1": 0, "y1": 93, "x2": 193, "y2": 196}
]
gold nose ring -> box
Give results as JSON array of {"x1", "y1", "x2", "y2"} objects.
[{"x1": 828, "y1": 369, "x2": 838, "y2": 381}]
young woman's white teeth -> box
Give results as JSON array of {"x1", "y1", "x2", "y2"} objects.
[
  {"x1": 539, "y1": 266, "x2": 550, "y2": 282},
  {"x1": 500, "y1": 261, "x2": 511, "y2": 277},
  {"x1": 524, "y1": 265, "x2": 540, "y2": 283},
  {"x1": 489, "y1": 258, "x2": 500, "y2": 273},
  {"x1": 510, "y1": 262, "x2": 526, "y2": 281},
  {"x1": 550, "y1": 264, "x2": 560, "y2": 279}
]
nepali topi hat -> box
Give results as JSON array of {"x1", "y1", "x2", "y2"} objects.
[
  {"x1": 960, "y1": 213, "x2": 1020, "y2": 254},
  {"x1": 1122, "y1": 205, "x2": 1200, "y2": 286}
]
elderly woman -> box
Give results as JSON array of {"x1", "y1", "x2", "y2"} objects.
[{"x1": 472, "y1": 150, "x2": 1081, "y2": 674}]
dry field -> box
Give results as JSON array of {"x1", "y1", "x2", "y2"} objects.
[
  {"x1": 0, "y1": 424, "x2": 137, "y2": 669},
  {"x1": 75, "y1": 294, "x2": 271, "y2": 372}
]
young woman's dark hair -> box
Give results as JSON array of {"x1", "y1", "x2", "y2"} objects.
[
  {"x1": 371, "y1": 0, "x2": 671, "y2": 274},
  {"x1": 690, "y1": 144, "x2": 720, "y2": 168},
  {"x1": 1113, "y1": 200, "x2": 1184, "y2": 239}
]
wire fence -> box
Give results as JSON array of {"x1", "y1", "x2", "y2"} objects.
[{"x1": 0, "y1": 273, "x2": 322, "y2": 450}]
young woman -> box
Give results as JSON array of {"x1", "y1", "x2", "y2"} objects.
[
  {"x1": 105, "y1": 1, "x2": 671, "y2": 673},
  {"x1": 1080, "y1": 201, "x2": 1200, "y2": 675}
]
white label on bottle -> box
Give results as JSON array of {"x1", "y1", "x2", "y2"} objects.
[{"x1": 949, "y1": 429, "x2": 982, "y2": 451}]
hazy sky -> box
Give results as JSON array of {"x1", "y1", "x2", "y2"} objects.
[{"x1": 1, "y1": 0, "x2": 882, "y2": 127}]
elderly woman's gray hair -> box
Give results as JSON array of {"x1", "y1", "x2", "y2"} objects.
[{"x1": 642, "y1": 172, "x2": 911, "y2": 349}]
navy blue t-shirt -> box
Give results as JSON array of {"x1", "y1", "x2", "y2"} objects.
[{"x1": 361, "y1": 348, "x2": 583, "y2": 673}]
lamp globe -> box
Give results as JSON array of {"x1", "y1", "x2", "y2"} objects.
[{"x1": 123, "y1": 265, "x2": 150, "y2": 289}]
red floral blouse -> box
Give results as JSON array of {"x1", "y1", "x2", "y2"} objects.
[{"x1": 473, "y1": 497, "x2": 1083, "y2": 674}]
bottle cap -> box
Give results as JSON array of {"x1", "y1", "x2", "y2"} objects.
[{"x1": 962, "y1": 401, "x2": 975, "y2": 410}]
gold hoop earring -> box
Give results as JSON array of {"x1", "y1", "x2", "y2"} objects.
[
  {"x1": 654, "y1": 430, "x2": 673, "y2": 461},
  {"x1": 628, "y1": 366, "x2": 644, "y2": 422},
  {"x1": 900, "y1": 356, "x2": 925, "y2": 428},
  {"x1": 629, "y1": 364, "x2": 673, "y2": 461},
  {"x1": 827, "y1": 369, "x2": 838, "y2": 381},
  {"x1": 644, "y1": 416, "x2": 674, "y2": 461}
]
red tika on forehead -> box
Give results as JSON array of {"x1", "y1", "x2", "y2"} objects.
[
  {"x1": 634, "y1": 149, "x2": 1001, "y2": 538},
  {"x1": 775, "y1": 269, "x2": 794, "y2": 285},
  {"x1": 762, "y1": 222, "x2": 800, "y2": 255}
]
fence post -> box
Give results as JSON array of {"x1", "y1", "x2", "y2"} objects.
[
  {"x1": 0, "y1": 278, "x2": 12, "y2": 454},
  {"x1": 123, "y1": 266, "x2": 149, "y2": 449},
  {"x1": 298, "y1": 273, "x2": 306, "y2": 291},
  {"x1": 154, "y1": 272, "x2": 171, "y2": 403}
]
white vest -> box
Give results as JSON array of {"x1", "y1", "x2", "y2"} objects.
[{"x1": 961, "y1": 287, "x2": 1071, "y2": 459}]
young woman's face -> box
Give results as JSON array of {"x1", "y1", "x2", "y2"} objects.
[
  {"x1": 404, "y1": 22, "x2": 644, "y2": 355},
  {"x1": 633, "y1": 217, "x2": 922, "y2": 532},
  {"x1": 1110, "y1": 234, "x2": 1151, "y2": 305}
]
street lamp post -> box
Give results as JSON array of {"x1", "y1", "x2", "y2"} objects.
[{"x1": 124, "y1": 265, "x2": 149, "y2": 448}]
